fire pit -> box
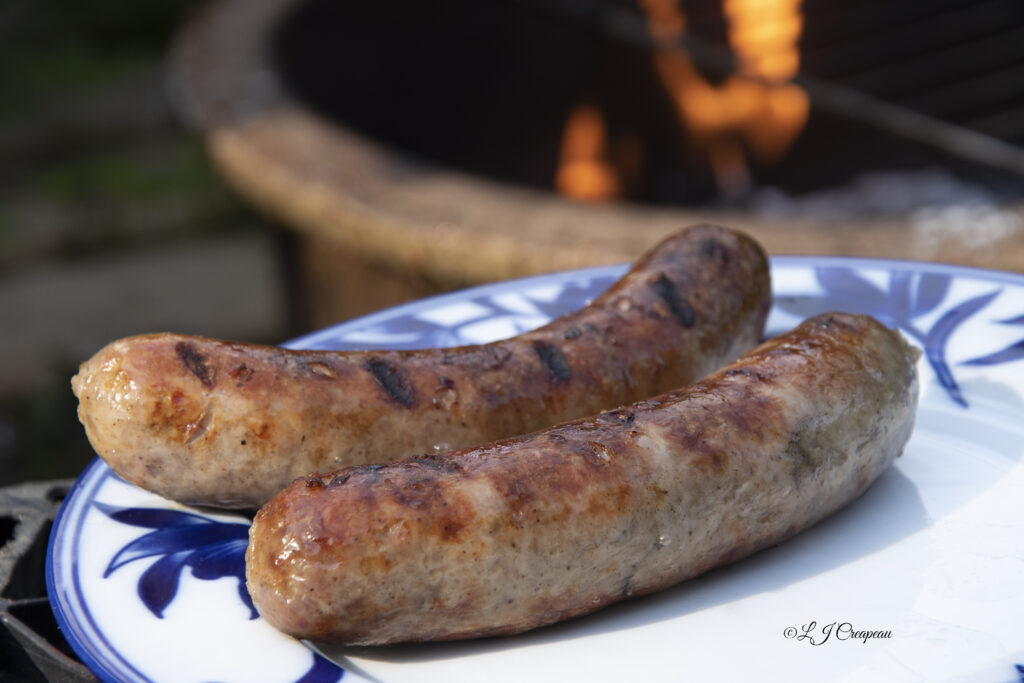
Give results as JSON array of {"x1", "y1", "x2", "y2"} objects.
[{"x1": 170, "y1": 0, "x2": 1024, "y2": 328}]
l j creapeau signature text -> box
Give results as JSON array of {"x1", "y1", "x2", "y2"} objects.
[{"x1": 783, "y1": 621, "x2": 893, "y2": 645}]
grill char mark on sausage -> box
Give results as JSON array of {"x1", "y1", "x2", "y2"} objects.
[
  {"x1": 532, "y1": 341, "x2": 572, "y2": 383},
  {"x1": 364, "y1": 357, "x2": 416, "y2": 407},
  {"x1": 175, "y1": 342, "x2": 214, "y2": 388},
  {"x1": 651, "y1": 273, "x2": 696, "y2": 328}
]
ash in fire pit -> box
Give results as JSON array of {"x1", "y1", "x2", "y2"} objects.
[{"x1": 271, "y1": 0, "x2": 1024, "y2": 214}]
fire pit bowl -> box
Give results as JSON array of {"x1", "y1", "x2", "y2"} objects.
[{"x1": 169, "y1": 0, "x2": 1024, "y2": 328}]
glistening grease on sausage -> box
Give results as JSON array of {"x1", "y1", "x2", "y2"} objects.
[
  {"x1": 245, "y1": 313, "x2": 919, "y2": 645},
  {"x1": 71, "y1": 224, "x2": 771, "y2": 508}
]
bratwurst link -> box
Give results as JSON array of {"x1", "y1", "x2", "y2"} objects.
[
  {"x1": 71, "y1": 224, "x2": 771, "y2": 508},
  {"x1": 246, "y1": 313, "x2": 919, "y2": 645}
]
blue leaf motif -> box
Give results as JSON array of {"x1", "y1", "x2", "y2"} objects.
[
  {"x1": 105, "y1": 523, "x2": 249, "y2": 576},
  {"x1": 961, "y1": 309, "x2": 1024, "y2": 367},
  {"x1": 910, "y1": 272, "x2": 952, "y2": 317},
  {"x1": 97, "y1": 504, "x2": 256, "y2": 619},
  {"x1": 236, "y1": 581, "x2": 257, "y2": 620},
  {"x1": 138, "y1": 551, "x2": 191, "y2": 618},
  {"x1": 769, "y1": 265, "x2": 1016, "y2": 407},
  {"x1": 889, "y1": 271, "x2": 914, "y2": 329},
  {"x1": 97, "y1": 503, "x2": 211, "y2": 529},
  {"x1": 817, "y1": 268, "x2": 892, "y2": 323},
  {"x1": 922, "y1": 288, "x2": 1001, "y2": 407},
  {"x1": 187, "y1": 539, "x2": 248, "y2": 581},
  {"x1": 295, "y1": 653, "x2": 345, "y2": 683},
  {"x1": 527, "y1": 277, "x2": 618, "y2": 321},
  {"x1": 962, "y1": 339, "x2": 1024, "y2": 367},
  {"x1": 774, "y1": 267, "x2": 894, "y2": 324}
]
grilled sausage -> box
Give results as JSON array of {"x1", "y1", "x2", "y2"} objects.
[
  {"x1": 246, "y1": 312, "x2": 919, "y2": 645},
  {"x1": 71, "y1": 224, "x2": 771, "y2": 508}
]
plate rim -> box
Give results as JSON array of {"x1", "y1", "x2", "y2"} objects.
[
  {"x1": 46, "y1": 254, "x2": 1024, "y2": 682},
  {"x1": 285, "y1": 255, "x2": 1024, "y2": 350},
  {"x1": 47, "y1": 458, "x2": 147, "y2": 683}
]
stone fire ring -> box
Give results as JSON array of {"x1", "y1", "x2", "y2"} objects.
[{"x1": 168, "y1": 0, "x2": 1024, "y2": 323}]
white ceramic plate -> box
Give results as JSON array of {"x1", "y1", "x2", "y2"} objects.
[{"x1": 48, "y1": 257, "x2": 1024, "y2": 683}]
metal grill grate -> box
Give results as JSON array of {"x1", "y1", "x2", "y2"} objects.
[
  {"x1": 1, "y1": 481, "x2": 96, "y2": 682},
  {"x1": 799, "y1": 0, "x2": 1024, "y2": 145},
  {"x1": 682, "y1": 0, "x2": 1024, "y2": 170},
  {"x1": 271, "y1": 0, "x2": 1024, "y2": 207}
]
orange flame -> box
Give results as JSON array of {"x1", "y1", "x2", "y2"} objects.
[
  {"x1": 555, "y1": 103, "x2": 623, "y2": 202},
  {"x1": 553, "y1": 0, "x2": 808, "y2": 201},
  {"x1": 725, "y1": 0, "x2": 804, "y2": 82},
  {"x1": 645, "y1": 0, "x2": 809, "y2": 195}
]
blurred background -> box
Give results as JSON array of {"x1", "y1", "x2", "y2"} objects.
[
  {"x1": 4, "y1": 0, "x2": 1024, "y2": 489},
  {"x1": 2, "y1": 0, "x2": 1024, "y2": 678},
  {"x1": 0, "y1": 0, "x2": 290, "y2": 488}
]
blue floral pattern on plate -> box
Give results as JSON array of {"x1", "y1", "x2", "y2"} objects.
[
  {"x1": 772, "y1": 264, "x2": 1024, "y2": 406},
  {"x1": 96, "y1": 504, "x2": 255, "y2": 620},
  {"x1": 47, "y1": 257, "x2": 1024, "y2": 683}
]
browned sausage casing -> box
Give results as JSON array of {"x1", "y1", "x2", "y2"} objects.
[
  {"x1": 71, "y1": 224, "x2": 771, "y2": 508},
  {"x1": 246, "y1": 313, "x2": 919, "y2": 645}
]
